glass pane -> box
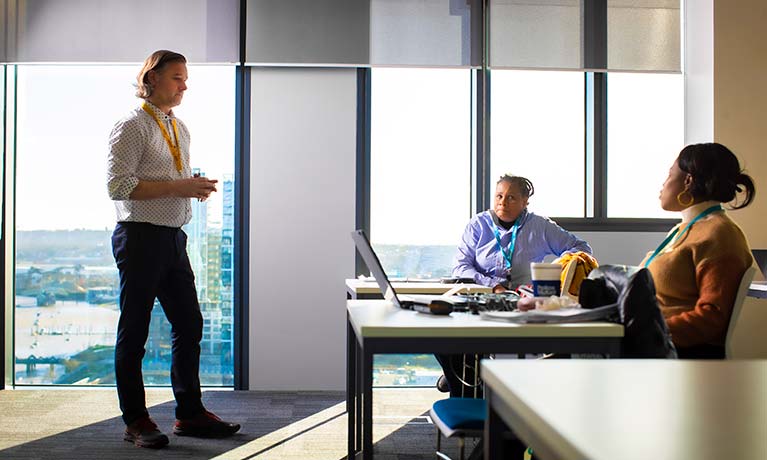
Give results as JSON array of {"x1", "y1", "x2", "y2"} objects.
[
  {"x1": 13, "y1": 65, "x2": 235, "y2": 386},
  {"x1": 370, "y1": 68, "x2": 471, "y2": 388},
  {"x1": 370, "y1": 68, "x2": 471, "y2": 279},
  {"x1": 490, "y1": 70, "x2": 585, "y2": 217},
  {"x1": 607, "y1": 72, "x2": 683, "y2": 218}
]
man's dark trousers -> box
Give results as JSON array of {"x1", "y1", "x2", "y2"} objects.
[{"x1": 112, "y1": 222, "x2": 205, "y2": 425}]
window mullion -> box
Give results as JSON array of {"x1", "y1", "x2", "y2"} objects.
[
  {"x1": 355, "y1": 68, "x2": 371, "y2": 277},
  {"x1": 583, "y1": 0, "x2": 608, "y2": 218}
]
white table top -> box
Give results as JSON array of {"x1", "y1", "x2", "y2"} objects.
[
  {"x1": 347, "y1": 300, "x2": 624, "y2": 339},
  {"x1": 481, "y1": 359, "x2": 767, "y2": 460},
  {"x1": 345, "y1": 279, "x2": 491, "y2": 295}
]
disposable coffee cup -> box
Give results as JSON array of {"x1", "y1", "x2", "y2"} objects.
[{"x1": 530, "y1": 262, "x2": 562, "y2": 297}]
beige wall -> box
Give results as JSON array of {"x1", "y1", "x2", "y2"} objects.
[{"x1": 714, "y1": 0, "x2": 767, "y2": 250}]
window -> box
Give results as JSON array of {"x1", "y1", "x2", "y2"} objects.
[
  {"x1": 490, "y1": 70, "x2": 585, "y2": 217},
  {"x1": 13, "y1": 65, "x2": 235, "y2": 386},
  {"x1": 370, "y1": 68, "x2": 472, "y2": 279},
  {"x1": 607, "y1": 72, "x2": 684, "y2": 218},
  {"x1": 369, "y1": 67, "x2": 472, "y2": 387}
]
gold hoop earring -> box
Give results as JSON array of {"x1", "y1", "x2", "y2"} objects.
[{"x1": 676, "y1": 190, "x2": 694, "y2": 207}]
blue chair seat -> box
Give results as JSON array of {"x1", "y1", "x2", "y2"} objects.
[{"x1": 431, "y1": 397, "x2": 486, "y2": 437}]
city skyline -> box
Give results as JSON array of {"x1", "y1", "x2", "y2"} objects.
[{"x1": 14, "y1": 176, "x2": 237, "y2": 386}]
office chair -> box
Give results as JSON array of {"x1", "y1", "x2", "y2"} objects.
[
  {"x1": 725, "y1": 266, "x2": 762, "y2": 358},
  {"x1": 430, "y1": 397, "x2": 485, "y2": 460},
  {"x1": 431, "y1": 353, "x2": 487, "y2": 460}
]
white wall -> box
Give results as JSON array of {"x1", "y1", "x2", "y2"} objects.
[
  {"x1": 249, "y1": 68, "x2": 357, "y2": 390},
  {"x1": 684, "y1": 0, "x2": 714, "y2": 144},
  {"x1": 578, "y1": 231, "x2": 666, "y2": 266}
]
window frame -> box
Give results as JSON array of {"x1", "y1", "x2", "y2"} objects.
[
  {"x1": 2, "y1": 62, "x2": 248, "y2": 388},
  {"x1": 356, "y1": 0, "x2": 681, "y2": 278}
]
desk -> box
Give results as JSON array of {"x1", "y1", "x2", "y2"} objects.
[
  {"x1": 345, "y1": 279, "x2": 490, "y2": 299},
  {"x1": 482, "y1": 360, "x2": 767, "y2": 460},
  {"x1": 346, "y1": 300, "x2": 624, "y2": 460},
  {"x1": 748, "y1": 281, "x2": 767, "y2": 299}
]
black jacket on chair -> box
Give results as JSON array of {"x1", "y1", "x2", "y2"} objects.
[{"x1": 579, "y1": 265, "x2": 677, "y2": 359}]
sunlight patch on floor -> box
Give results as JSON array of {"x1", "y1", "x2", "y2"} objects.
[
  {"x1": 0, "y1": 388, "x2": 175, "y2": 449},
  {"x1": 212, "y1": 388, "x2": 445, "y2": 460}
]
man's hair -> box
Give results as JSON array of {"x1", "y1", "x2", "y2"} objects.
[{"x1": 135, "y1": 50, "x2": 187, "y2": 99}]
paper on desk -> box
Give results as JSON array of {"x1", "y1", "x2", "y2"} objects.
[
  {"x1": 357, "y1": 275, "x2": 440, "y2": 283},
  {"x1": 480, "y1": 304, "x2": 618, "y2": 324},
  {"x1": 750, "y1": 281, "x2": 767, "y2": 291}
]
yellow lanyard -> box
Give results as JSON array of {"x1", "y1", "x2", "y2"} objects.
[{"x1": 142, "y1": 102, "x2": 183, "y2": 172}]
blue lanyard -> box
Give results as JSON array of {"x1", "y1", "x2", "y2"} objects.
[
  {"x1": 493, "y1": 219, "x2": 520, "y2": 270},
  {"x1": 644, "y1": 204, "x2": 723, "y2": 268}
]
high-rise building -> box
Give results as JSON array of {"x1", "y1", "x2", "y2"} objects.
[
  {"x1": 184, "y1": 168, "x2": 209, "y2": 302},
  {"x1": 220, "y1": 175, "x2": 235, "y2": 370}
]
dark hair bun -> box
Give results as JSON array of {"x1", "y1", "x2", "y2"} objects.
[{"x1": 677, "y1": 143, "x2": 755, "y2": 209}]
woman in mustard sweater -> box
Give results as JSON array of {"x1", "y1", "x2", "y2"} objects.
[{"x1": 642, "y1": 143, "x2": 756, "y2": 359}]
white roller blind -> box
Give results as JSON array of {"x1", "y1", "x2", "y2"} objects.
[
  {"x1": 246, "y1": 0, "x2": 370, "y2": 66},
  {"x1": 1, "y1": 0, "x2": 15, "y2": 62},
  {"x1": 246, "y1": 0, "x2": 478, "y2": 67},
  {"x1": 489, "y1": 0, "x2": 680, "y2": 72},
  {"x1": 490, "y1": 0, "x2": 582, "y2": 70},
  {"x1": 3, "y1": 0, "x2": 238, "y2": 63},
  {"x1": 607, "y1": 0, "x2": 680, "y2": 71},
  {"x1": 370, "y1": 0, "x2": 479, "y2": 67}
]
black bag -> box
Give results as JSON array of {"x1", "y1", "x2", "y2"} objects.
[{"x1": 579, "y1": 265, "x2": 677, "y2": 359}]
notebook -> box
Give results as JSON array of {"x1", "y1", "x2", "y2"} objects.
[{"x1": 351, "y1": 229, "x2": 463, "y2": 310}]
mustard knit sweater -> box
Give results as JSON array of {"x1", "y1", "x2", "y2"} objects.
[{"x1": 644, "y1": 211, "x2": 752, "y2": 348}]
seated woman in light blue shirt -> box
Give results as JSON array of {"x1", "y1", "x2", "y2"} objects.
[
  {"x1": 453, "y1": 174, "x2": 592, "y2": 292},
  {"x1": 437, "y1": 174, "x2": 593, "y2": 397}
]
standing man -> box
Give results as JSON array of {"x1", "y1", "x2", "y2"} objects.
[{"x1": 107, "y1": 50, "x2": 240, "y2": 449}]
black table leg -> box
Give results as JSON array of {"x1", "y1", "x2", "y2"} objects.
[
  {"x1": 484, "y1": 389, "x2": 506, "y2": 460},
  {"x1": 347, "y1": 314, "x2": 357, "y2": 459},
  {"x1": 362, "y1": 347, "x2": 374, "y2": 459}
]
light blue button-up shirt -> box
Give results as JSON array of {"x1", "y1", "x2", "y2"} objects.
[{"x1": 452, "y1": 209, "x2": 592, "y2": 289}]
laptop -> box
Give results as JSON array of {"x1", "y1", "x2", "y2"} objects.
[
  {"x1": 752, "y1": 249, "x2": 767, "y2": 283},
  {"x1": 351, "y1": 229, "x2": 463, "y2": 311}
]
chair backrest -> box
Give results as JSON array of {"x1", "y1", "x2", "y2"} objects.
[{"x1": 725, "y1": 265, "x2": 757, "y2": 359}]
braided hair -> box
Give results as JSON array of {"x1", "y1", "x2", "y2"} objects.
[{"x1": 497, "y1": 174, "x2": 535, "y2": 199}]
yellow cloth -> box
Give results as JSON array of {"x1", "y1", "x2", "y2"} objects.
[{"x1": 555, "y1": 251, "x2": 599, "y2": 297}]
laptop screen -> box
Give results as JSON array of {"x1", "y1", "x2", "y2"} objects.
[
  {"x1": 351, "y1": 229, "x2": 402, "y2": 308},
  {"x1": 752, "y1": 249, "x2": 767, "y2": 279}
]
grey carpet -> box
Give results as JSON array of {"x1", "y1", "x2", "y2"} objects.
[{"x1": 0, "y1": 388, "x2": 474, "y2": 459}]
